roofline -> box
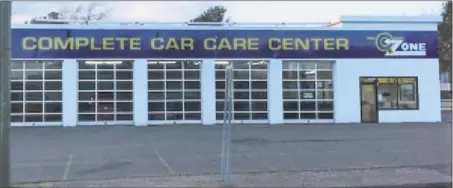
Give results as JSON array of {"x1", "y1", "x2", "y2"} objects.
[
  {"x1": 339, "y1": 15, "x2": 443, "y2": 23},
  {"x1": 10, "y1": 24, "x2": 438, "y2": 31}
]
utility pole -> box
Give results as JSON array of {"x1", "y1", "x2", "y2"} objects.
[
  {"x1": 0, "y1": 1, "x2": 12, "y2": 187},
  {"x1": 220, "y1": 63, "x2": 233, "y2": 183}
]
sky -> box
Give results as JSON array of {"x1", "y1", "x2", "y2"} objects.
[{"x1": 11, "y1": 1, "x2": 445, "y2": 24}]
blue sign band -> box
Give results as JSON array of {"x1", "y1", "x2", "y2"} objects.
[{"x1": 12, "y1": 28, "x2": 438, "y2": 59}]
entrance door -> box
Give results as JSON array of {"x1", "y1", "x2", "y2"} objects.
[{"x1": 360, "y1": 79, "x2": 378, "y2": 123}]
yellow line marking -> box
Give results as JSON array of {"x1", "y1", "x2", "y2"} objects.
[
  {"x1": 155, "y1": 150, "x2": 176, "y2": 175},
  {"x1": 62, "y1": 154, "x2": 73, "y2": 180}
]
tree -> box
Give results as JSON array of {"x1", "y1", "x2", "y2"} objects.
[
  {"x1": 438, "y1": 1, "x2": 452, "y2": 75},
  {"x1": 28, "y1": 2, "x2": 111, "y2": 24},
  {"x1": 190, "y1": 5, "x2": 230, "y2": 23}
]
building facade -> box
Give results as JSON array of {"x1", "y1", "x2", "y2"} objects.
[{"x1": 10, "y1": 16, "x2": 442, "y2": 127}]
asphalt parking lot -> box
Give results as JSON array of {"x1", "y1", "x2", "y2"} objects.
[{"x1": 10, "y1": 112, "x2": 453, "y2": 187}]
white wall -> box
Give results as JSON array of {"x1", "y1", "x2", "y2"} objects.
[
  {"x1": 62, "y1": 59, "x2": 78, "y2": 127},
  {"x1": 334, "y1": 59, "x2": 441, "y2": 123}
]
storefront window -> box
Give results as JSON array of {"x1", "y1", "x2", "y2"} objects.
[{"x1": 377, "y1": 77, "x2": 418, "y2": 110}]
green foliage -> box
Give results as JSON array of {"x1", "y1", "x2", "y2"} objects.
[
  {"x1": 439, "y1": 1, "x2": 452, "y2": 74},
  {"x1": 191, "y1": 5, "x2": 229, "y2": 22}
]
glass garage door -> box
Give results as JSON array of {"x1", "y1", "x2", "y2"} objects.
[
  {"x1": 10, "y1": 60, "x2": 63, "y2": 126},
  {"x1": 215, "y1": 60, "x2": 268, "y2": 123},
  {"x1": 78, "y1": 61, "x2": 134, "y2": 125},
  {"x1": 147, "y1": 60, "x2": 202, "y2": 124},
  {"x1": 282, "y1": 61, "x2": 334, "y2": 123}
]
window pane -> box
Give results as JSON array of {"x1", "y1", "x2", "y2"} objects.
[
  {"x1": 78, "y1": 102, "x2": 95, "y2": 113},
  {"x1": 166, "y1": 62, "x2": 183, "y2": 69},
  {"x1": 148, "y1": 81, "x2": 164, "y2": 90},
  {"x1": 11, "y1": 81, "x2": 23, "y2": 90},
  {"x1": 232, "y1": 61, "x2": 249, "y2": 69},
  {"x1": 11, "y1": 71, "x2": 23, "y2": 80},
  {"x1": 283, "y1": 71, "x2": 298, "y2": 80},
  {"x1": 166, "y1": 102, "x2": 183, "y2": 111},
  {"x1": 183, "y1": 61, "x2": 201, "y2": 69},
  {"x1": 44, "y1": 71, "x2": 62, "y2": 80},
  {"x1": 148, "y1": 102, "x2": 165, "y2": 111},
  {"x1": 283, "y1": 91, "x2": 299, "y2": 99},
  {"x1": 148, "y1": 92, "x2": 165, "y2": 100},
  {"x1": 25, "y1": 103, "x2": 42, "y2": 113},
  {"x1": 116, "y1": 61, "x2": 133, "y2": 69},
  {"x1": 97, "y1": 71, "x2": 114, "y2": 80},
  {"x1": 79, "y1": 71, "x2": 95, "y2": 80},
  {"x1": 185, "y1": 113, "x2": 201, "y2": 120},
  {"x1": 283, "y1": 81, "x2": 297, "y2": 89},
  {"x1": 45, "y1": 102, "x2": 62, "y2": 113},
  {"x1": 251, "y1": 101, "x2": 267, "y2": 111},
  {"x1": 184, "y1": 71, "x2": 200, "y2": 79},
  {"x1": 148, "y1": 62, "x2": 164, "y2": 69},
  {"x1": 79, "y1": 81, "x2": 95, "y2": 90},
  {"x1": 25, "y1": 81, "x2": 43, "y2": 90},
  {"x1": 167, "y1": 81, "x2": 182, "y2": 90},
  {"x1": 166, "y1": 71, "x2": 182, "y2": 79},
  {"x1": 300, "y1": 101, "x2": 316, "y2": 111},
  {"x1": 185, "y1": 91, "x2": 200, "y2": 99},
  {"x1": 148, "y1": 71, "x2": 164, "y2": 80},
  {"x1": 97, "y1": 102, "x2": 114, "y2": 113},
  {"x1": 283, "y1": 101, "x2": 298, "y2": 111},
  {"x1": 299, "y1": 71, "x2": 316, "y2": 80},
  {"x1": 149, "y1": 113, "x2": 165, "y2": 120},
  {"x1": 234, "y1": 113, "x2": 249, "y2": 120},
  {"x1": 97, "y1": 81, "x2": 114, "y2": 90},
  {"x1": 216, "y1": 81, "x2": 225, "y2": 90},
  {"x1": 79, "y1": 92, "x2": 95, "y2": 101},
  {"x1": 116, "y1": 71, "x2": 133, "y2": 80},
  {"x1": 11, "y1": 103, "x2": 23, "y2": 113},
  {"x1": 299, "y1": 63, "x2": 316, "y2": 69},
  {"x1": 116, "y1": 102, "x2": 133, "y2": 112},
  {"x1": 317, "y1": 81, "x2": 333, "y2": 89},
  {"x1": 43, "y1": 61, "x2": 62, "y2": 69},
  {"x1": 45, "y1": 92, "x2": 62, "y2": 101},
  {"x1": 25, "y1": 115, "x2": 43, "y2": 122},
  {"x1": 166, "y1": 91, "x2": 183, "y2": 100},
  {"x1": 317, "y1": 71, "x2": 333, "y2": 79},
  {"x1": 45, "y1": 81, "x2": 62, "y2": 90},
  {"x1": 378, "y1": 83, "x2": 398, "y2": 109},
  {"x1": 25, "y1": 62, "x2": 42, "y2": 69},
  {"x1": 166, "y1": 113, "x2": 183, "y2": 120},
  {"x1": 284, "y1": 113, "x2": 298, "y2": 119},
  {"x1": 317, "y1": 90, "x2": 334, "y2": 100},
  {"x1": 184, "y1": 101, "x2": 201, "y2": 111},
  {"x1": 234, "y1": 71, "x2": 249, "y2": 79},
  {"x1": 11, "y1": 92, "x2": 23, "y2": 101},
  {"x1": 234, "y1": 101, "x2": 249, "y2": 111},
  {"x1": 234, "y1": 92, "x2": 249, "y2": 100},
  {"x1": 11, "y1": 61, "x2": 23, "y2": 69},
  {"x1": 184, "y1": 81, "x2": 200, "y2": 89},
  {"x1": 97, "y1": 92, "x2": 114, "y2": 100},
  {"x1": 117, "y1": 92, "x2": 133, "y2": 100},
  {"x1": 252, "y1": 91, "x2": 267, "y2": 99},
  {"x1": 251, "y1": 81, "x2": 267, "y2": 89},
  {"x1": 318, "y1": 101, "x2": 334, "y2": 111},
  {"x1": 25, "y1": 71, "x2": 42, "y2": 80},
  {"x1": 234, "y1": 81, "x2": 249, "y2": 89},
  {"x1": 117, "y1": 81, "x2": 133, "y2": 90},
  {"x1": 44, "y1": 114, "x2": 62, "y2": 122},
  {"x1": 317, "y1": 62, "x2": 333, "y2": 69},
  {"x1": 216, "y1": 71, "x2": 226, "y2": 79},
  {"x1": 398, "y1": 78, "x2": 418, "y2": 109},
  {"x1": 283, "y1": 62, "x2": 298, "y2": 69}
]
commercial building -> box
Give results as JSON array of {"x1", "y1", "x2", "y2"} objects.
[{"x1": 10, "y1": 16, "x2": 442, "y2": 127}]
